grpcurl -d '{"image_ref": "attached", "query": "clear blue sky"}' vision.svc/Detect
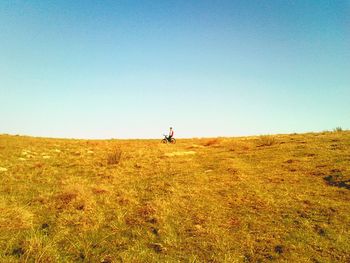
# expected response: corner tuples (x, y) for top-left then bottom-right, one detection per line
(0, 1), (349, 139)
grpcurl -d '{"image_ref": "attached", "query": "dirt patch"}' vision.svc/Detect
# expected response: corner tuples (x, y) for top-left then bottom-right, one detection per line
(55, 192), (78, 204)
(310, 171), (325, 177)
(202, 139), (220, 147)
(306, 153), (316, 157)
(125, 203), (158, 226)
(227, 168), (238, 174)
(91, 187), (108, 195)
(284, 159), (299, 164)
(149, 243), (166, 253)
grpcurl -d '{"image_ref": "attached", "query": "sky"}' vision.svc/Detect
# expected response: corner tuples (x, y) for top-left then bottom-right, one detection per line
(0, 0), (349, 139)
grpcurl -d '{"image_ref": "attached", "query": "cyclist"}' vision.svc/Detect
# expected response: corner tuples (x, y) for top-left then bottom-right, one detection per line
(167, 127), (174, 142)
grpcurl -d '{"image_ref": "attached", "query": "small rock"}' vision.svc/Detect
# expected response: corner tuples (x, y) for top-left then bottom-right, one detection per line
(54, 149), (61, 153)
(43, 156), (51, 159)
(87, 150), (94, 154)
(18, 158), (26, 161)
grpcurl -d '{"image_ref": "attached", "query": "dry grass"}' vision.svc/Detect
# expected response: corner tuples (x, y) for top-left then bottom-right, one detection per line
(202, 138), (220, 147)
(333, 127), (343, 132)
(258, 135), (276, 146)
(107, 148), (122, 165)
(0, 132), (349, 262)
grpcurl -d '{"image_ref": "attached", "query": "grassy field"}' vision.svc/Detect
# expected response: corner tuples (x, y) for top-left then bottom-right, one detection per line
(0, 131), (349, 262)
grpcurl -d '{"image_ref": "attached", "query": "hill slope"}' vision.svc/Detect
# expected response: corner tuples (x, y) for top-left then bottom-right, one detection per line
(0, 132), (349, 262)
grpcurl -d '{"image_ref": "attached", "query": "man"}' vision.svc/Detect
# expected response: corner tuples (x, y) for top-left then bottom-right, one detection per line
(167, 127), (174, 142)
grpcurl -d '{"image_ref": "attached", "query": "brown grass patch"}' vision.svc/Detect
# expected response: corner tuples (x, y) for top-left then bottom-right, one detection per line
(54, 191), (78, 210)
(202, 138), (220, 146)
(125, 203), (158, 226)
(107, 148), (122, 165)
(91, 187), (108, 195)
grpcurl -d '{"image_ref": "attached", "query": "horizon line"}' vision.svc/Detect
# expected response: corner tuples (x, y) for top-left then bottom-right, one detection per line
(1, 129), (346, 141)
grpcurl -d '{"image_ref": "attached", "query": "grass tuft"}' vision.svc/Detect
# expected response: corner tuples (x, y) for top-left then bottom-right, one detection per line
(107, 148), (122, 165)
(258, 135), (276, 146)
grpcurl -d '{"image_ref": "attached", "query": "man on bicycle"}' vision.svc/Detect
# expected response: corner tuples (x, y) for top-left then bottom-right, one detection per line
(167, 127), (174, 142)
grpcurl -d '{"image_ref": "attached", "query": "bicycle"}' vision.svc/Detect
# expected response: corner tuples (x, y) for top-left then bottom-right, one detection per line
(161, 134), (176, 144)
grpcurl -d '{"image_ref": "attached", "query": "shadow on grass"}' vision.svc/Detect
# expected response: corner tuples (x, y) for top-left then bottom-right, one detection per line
(323, 175), (350, 190)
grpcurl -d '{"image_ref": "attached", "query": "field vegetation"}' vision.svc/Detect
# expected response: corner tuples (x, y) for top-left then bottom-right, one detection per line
(0, 131), (349, 262)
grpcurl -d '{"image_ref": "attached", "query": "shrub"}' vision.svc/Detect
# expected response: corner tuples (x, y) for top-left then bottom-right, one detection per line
(107, 148), (122, 165)
(333, 127), (343, 132)
(258, 135), (276, 147)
